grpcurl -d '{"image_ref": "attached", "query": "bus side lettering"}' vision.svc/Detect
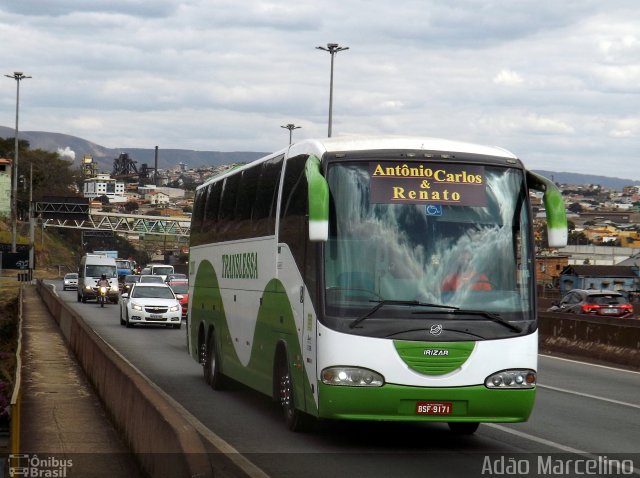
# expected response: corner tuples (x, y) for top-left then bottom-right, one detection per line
(222, 252), (258, 279)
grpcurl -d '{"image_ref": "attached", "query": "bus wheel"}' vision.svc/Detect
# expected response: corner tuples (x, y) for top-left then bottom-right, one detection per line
(448, 422), (479, 435)
(204, 331), (225, 390)
(277, 357), (308, 432)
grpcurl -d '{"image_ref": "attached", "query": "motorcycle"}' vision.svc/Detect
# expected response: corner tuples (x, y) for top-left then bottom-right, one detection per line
(98, 285), (108, 307)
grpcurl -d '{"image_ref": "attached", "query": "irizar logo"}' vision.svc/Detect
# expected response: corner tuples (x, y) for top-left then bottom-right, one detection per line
(423, 349), (449, 356)
(429, 324), (443, 336)
(222, 252), (258, 279)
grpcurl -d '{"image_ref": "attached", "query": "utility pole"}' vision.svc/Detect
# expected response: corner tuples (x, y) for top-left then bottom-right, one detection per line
(4, 71), (32, 253)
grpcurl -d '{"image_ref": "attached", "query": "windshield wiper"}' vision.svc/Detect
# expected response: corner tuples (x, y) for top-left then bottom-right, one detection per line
(413, 308), (522, 333)
(349, 300), (458, 329)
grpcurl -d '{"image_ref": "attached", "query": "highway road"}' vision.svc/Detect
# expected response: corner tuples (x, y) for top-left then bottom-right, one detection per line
(53, 282), (640, 477)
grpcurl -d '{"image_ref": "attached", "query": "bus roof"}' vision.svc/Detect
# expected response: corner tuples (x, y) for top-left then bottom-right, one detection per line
(197, 135), (520, 191)
(288, 135), (519, 160)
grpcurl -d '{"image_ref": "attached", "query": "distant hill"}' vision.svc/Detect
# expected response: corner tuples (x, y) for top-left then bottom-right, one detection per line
(0, 126), (267, 172)
(532, 170), (640, 190)
(2, 127), (638, 189)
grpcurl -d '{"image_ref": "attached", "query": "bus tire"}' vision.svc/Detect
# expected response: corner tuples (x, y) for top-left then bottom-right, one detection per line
(204, 330), (225, 390)
(448, 422), (480, 435)
(277, 354), (309, 432)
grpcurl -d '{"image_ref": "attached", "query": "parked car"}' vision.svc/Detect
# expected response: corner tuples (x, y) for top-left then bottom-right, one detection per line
(167, 280), (189, 318)
(138, 275), (165, 284)
(62, 273), (78, 291)
(547, 289), (634, 318)
(119, 283), (183, 329)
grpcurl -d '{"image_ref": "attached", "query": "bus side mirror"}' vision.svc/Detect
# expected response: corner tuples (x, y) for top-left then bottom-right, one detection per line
(526, 171), (568, 248)
(305, 155), (329, 241)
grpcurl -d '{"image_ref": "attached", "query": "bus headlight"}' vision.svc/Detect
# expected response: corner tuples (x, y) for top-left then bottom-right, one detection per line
(321, 367), (384, 387)
(485, 369), (536, 389)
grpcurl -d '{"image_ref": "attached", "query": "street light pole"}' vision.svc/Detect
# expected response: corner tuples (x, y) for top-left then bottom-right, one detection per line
(29, 162), (34, 280)
(316, 43), (349, 137)
(280, 123), (301, 145)
(4, 71), (32, 253)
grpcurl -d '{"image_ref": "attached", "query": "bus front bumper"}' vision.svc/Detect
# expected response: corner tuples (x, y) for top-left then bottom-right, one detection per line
(317, 383), (535, 422)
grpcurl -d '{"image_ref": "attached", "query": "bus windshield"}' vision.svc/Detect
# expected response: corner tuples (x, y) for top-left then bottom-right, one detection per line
(324, 161), (534, 321)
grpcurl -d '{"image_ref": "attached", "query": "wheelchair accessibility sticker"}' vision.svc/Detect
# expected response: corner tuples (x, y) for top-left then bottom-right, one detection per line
(425, 205), (443, 216)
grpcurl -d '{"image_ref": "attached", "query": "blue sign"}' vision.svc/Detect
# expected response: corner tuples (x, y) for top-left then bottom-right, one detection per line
(425, 204), (443, 216)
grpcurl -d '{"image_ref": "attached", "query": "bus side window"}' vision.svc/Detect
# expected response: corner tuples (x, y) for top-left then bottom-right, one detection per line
(202, 181), (222, 245)
(190, 187), (207, 246)
(218, 174), (240, 242)
(235, 167), (260, 240)
(252, 155), (284, 236)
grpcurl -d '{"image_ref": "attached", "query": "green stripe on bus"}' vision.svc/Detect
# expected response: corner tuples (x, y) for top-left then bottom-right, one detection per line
(190, 260), (319, 415)
(393, 341), (475, 375)
(317, 383), (535, 422)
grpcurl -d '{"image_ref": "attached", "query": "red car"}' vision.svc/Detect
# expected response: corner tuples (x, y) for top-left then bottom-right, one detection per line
(168, 280), (189, 319)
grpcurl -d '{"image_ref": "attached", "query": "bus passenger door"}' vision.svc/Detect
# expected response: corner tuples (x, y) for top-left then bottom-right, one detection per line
(278, 154), (318, 415)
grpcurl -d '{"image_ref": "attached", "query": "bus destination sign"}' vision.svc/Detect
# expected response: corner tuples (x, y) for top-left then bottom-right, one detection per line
(369, 162), (487, 207)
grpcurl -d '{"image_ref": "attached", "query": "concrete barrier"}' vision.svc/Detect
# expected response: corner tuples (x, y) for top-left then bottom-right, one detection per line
(539, 312), (640, 370)
(34, 280), (218, 478)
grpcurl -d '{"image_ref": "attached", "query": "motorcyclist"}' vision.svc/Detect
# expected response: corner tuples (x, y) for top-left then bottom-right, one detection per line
(97, 274), (110, 289)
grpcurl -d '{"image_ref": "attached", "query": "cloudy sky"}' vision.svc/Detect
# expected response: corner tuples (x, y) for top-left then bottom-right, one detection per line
(1, 1), (640, 179)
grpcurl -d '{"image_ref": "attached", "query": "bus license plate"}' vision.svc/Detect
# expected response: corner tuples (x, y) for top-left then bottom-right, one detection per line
(416, 402), (453, 415)
(150, 314), (164, 319)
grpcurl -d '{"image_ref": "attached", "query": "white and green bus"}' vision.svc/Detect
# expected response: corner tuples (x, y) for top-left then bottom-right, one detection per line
(187, 136), (567, 433)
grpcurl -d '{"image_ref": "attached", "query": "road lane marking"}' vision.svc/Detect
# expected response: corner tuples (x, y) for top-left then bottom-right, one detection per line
(538, 383), (640, 410)
(486, 423), (586, 453)
(540, 354), (640, 375)
(487, 424), (640, 476)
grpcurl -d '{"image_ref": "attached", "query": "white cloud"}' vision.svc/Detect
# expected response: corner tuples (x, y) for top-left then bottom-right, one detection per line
(493, 69), (524, 86)
(1, 0), (640, 179)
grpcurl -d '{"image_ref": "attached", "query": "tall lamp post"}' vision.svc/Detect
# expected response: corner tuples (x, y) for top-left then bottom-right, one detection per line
(4, 71), (31, 253)
(316, 43), (348, 137)
(280, 123), (301, 145)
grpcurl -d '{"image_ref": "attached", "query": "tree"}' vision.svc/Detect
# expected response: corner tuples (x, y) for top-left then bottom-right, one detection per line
(568, 203), (583, 213)
(123, 201), (139, 213)
(0, 138), (82, 218)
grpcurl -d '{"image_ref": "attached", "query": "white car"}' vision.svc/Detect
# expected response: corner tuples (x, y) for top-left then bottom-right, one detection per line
(138, 274), (165, 284)
(119, 283), (183, 329)
(62, 273), (78, 290)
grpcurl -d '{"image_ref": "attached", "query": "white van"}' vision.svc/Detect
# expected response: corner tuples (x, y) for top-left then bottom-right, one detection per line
(77, 254), (119, 303)
(146, 263), (174, 282)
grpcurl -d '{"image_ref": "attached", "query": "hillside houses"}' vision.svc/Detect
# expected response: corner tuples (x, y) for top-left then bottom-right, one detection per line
(534, 181), (640, 297)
